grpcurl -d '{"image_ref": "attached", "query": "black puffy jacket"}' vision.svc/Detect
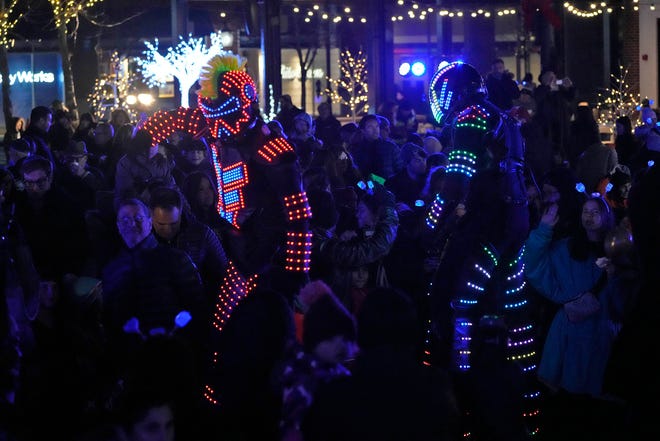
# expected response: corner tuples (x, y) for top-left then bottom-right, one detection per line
(102, 233), (205, 340)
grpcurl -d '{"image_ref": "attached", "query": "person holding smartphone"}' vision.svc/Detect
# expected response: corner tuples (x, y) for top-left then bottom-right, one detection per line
(534, 69), (576, 164)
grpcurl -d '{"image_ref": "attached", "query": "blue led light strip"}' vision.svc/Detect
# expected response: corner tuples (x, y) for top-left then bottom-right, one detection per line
(425, 194), (444, 229)
(446, 149), (477, 177)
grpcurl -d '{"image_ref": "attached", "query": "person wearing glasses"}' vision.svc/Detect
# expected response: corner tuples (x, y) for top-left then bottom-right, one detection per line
(103, 198), (205, 334)
(101, 198), (211, 441)
(56, 140), (106, 210)
(102, 198), (206, 397)
(14, 155), (90, 284)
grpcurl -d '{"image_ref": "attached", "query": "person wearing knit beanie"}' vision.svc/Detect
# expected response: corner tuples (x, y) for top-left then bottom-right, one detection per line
(302, 292), (356, 363)
(276, 289), (355, 440)
(292, 280), (333, 343)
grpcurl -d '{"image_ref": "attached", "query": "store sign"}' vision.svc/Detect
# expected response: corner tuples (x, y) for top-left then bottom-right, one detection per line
(1, 70), (56, 85)
(1, 52), (65, 125)
(281, 65), (325, 80)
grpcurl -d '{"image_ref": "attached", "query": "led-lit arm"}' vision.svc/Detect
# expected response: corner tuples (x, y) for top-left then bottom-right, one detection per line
(448, 104), (493, 177)
(497, 114), (530, 256)
(205, 260), (258, 406)
(282, 191), (313, 273)
(426, 194), (445, 229)
(255, 137), (295, 163)
(423, 105), (490, 232)
(143, 107), (208, 144)
(257, 136), (312, 273)
(211, 261), (257, 335)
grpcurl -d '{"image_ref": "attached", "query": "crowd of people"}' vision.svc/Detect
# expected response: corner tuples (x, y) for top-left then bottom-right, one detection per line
(1, 57), (660, 441)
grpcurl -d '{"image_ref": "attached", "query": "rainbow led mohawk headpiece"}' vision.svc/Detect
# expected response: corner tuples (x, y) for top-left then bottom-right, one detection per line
(198, 53), (248, 99)
(198, 53), (258, 139)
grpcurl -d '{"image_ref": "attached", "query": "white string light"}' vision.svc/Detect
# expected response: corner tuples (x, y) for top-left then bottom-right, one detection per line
(392, 1), (656, 21)
(392, 1), (518, 22)
(290, 4), (367, 24)
(596, 65), (643, 127)
(220, 1), (655, 26)
(563, 1), (603, 17)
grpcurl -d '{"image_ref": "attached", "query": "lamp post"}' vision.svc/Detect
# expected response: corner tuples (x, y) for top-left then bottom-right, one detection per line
(260, 0), (282, 118)
(170, 0), (187, 107)
(367, 0), (393, 111)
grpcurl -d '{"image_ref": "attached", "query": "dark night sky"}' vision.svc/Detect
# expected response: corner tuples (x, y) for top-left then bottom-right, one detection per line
(10, 0), (240, 45)
(9, 1), (520, 46)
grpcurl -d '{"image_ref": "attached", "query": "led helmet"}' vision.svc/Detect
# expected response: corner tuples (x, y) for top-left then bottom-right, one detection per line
(429, 61), (486, 126)
(197, 54), (258, 140)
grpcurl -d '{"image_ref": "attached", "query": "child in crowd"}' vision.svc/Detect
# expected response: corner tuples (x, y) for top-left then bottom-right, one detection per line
(276, 289), (356, 441)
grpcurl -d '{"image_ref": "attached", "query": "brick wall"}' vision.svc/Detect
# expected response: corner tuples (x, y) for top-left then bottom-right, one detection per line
(621, 7), (640, 94)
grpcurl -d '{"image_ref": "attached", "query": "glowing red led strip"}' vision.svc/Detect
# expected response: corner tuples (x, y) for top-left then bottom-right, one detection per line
(283, 191), (312, 221)
(285, 231), (313, 272)
(257, 137), (295, 162)
(212, 261), (258, 333)
(205, 261), (258, 406)
(144, 108), (206, 145)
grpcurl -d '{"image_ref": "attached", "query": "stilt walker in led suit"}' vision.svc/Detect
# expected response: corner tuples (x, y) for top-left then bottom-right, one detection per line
(142, 54), (311, 408)
(425, 61), (540, 439)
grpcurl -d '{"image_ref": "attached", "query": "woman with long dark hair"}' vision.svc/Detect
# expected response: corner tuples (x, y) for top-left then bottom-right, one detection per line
(524, 195), (630, 438)
(181, 171), (224, 233)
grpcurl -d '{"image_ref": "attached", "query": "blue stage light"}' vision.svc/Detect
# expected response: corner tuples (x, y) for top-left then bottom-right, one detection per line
(411, 61), (426, 76)
(399, 62), (411, 76)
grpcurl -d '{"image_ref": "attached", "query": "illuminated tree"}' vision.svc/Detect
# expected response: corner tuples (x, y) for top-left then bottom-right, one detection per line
(262, 83), (277, 122)
(49, 0), (104, 121)
(0, 0), (18, 48)
(137, 32), (224, 108)
(0, 0), (22, 129)
(87, 51), (138, 122)
(596, 65), (641, 127)
(325, 49), (369, 123)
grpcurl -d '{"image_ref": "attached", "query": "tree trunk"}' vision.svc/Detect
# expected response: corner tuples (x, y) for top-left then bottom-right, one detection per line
(295, 46), (318, 113)
(0, 45), (13, 131)
(291, 11), (319, 113)
(351, 77), (356, 123)
(299, 68), (307, 112)
(57, 23), (79, 121)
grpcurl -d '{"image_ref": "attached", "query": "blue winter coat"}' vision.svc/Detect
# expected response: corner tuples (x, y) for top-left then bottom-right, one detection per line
(524, 223), (618, 396)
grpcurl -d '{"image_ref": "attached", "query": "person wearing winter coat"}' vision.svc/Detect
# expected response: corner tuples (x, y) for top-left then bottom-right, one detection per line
(524, 195), (636, 439)
(114, 130), (176, 202)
